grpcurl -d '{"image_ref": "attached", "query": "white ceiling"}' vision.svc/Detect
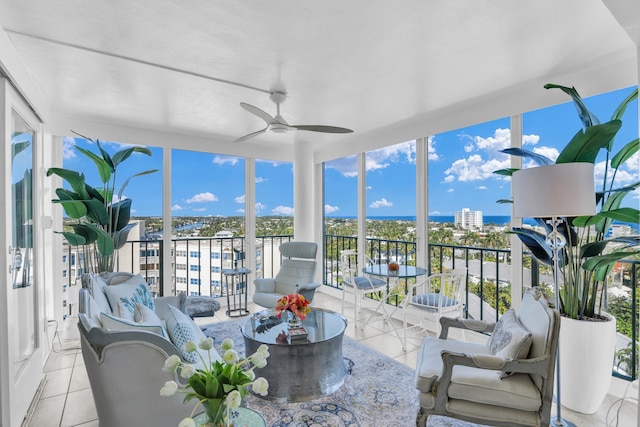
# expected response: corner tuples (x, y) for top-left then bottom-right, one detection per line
(0, 0), (638, 162)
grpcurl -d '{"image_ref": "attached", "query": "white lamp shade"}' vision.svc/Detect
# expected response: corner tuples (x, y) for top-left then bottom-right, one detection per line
(512, 163), (596, 218)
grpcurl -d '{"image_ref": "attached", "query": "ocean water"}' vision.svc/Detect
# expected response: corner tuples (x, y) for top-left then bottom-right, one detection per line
(332, 215), (530, 226)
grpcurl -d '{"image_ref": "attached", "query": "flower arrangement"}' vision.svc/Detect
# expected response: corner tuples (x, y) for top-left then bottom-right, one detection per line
(161, 337), (269, 427)
(275, 293), (311, 321)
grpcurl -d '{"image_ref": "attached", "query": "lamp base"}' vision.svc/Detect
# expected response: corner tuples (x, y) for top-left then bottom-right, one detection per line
(551, 416), (576, 427)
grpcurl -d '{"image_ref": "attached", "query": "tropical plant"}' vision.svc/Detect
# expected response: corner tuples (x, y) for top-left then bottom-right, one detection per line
(495, 84), (640, 320)
(47, 134), (157, 272)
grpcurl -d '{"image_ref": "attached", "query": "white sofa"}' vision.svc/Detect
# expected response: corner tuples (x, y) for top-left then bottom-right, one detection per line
(78, 272), (221, 427)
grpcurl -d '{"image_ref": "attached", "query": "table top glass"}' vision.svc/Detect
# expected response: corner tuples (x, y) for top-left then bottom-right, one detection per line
(221, 267), (252, 275)
(362, 264), (428, 278)
(242, 308), (347, 345)
(194, 406), (265, 427)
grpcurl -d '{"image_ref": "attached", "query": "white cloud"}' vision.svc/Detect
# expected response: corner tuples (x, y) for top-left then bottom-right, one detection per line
(325, 156), (358, 177)
(369, 198), (393, 208)
(325, 204), (340, 214)
(366, 186), (372, 190)
(236, 208), (245, 213)
(427, 136), (439, 161)
(192, 207), (207, 212)
(523, 133), (541, 145)
(464, 144), (474, 153)
(532, 146), (559, 163)
(255, 202), (266, 214)
(235, 194), (245, 203)
(272, 205), (294, 215)
(255, 177), (265, 183)
(325, 140), (421, 177)
(63, 136), (77, 159)
(212, 155), (240, 166)
(474, 128), (512, 153)
(186, 192), (218, 203)
(443, 175), (455, 183)
(448, 188), (454, 193)
(476, 186), (488, 190)
(429, 210), (441, 215)
(445, 155), (510, 182)
(171, 204), (184, 211)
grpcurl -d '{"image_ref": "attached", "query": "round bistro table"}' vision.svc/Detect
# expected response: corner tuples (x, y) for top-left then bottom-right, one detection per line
(242, 308), (348, 403)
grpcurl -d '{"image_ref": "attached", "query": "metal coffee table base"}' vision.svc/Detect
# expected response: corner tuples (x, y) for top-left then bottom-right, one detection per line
(244, 332), (347, 402)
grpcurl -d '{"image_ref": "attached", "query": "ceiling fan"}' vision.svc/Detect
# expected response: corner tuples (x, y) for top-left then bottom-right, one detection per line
(234, 91), (353, 142)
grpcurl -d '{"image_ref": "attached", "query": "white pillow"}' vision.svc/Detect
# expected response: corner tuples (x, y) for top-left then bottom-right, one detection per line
(103, 274), (155, 318)
(100, 312), (167, 338)
(87, 295), (104, 327)
(488, 308), (532, 360)
(89, 275), (111, 314)
(164, 305), (207, 364)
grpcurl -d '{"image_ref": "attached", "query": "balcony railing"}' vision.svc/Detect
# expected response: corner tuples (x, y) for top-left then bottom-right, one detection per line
(64, 234), (639, 381)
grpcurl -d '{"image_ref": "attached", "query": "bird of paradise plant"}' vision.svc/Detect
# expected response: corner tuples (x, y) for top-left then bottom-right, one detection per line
(495, 84), (639, 320)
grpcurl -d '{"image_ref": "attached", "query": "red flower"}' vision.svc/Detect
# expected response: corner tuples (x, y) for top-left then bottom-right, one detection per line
(275, 293), (311, 320)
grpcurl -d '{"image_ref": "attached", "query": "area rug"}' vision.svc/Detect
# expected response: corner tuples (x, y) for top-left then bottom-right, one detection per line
(201, 319), (420, 427)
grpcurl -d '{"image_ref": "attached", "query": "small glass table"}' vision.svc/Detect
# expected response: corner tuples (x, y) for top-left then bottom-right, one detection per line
(242, 308), (348, 402)
(362, 264), (428, 349)
(222, 267), (251, 317)
(193, 406), (266, 427)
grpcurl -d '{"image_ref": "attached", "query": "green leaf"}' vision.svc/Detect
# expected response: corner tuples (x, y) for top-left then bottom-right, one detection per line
(556, 120), (622, 164)
(598, 207), (640, 225)
(56, 200), (88, 219)
(113, 223), (136, 250)
(55, 231), (86, 246)
(70, 224), (100, 245)
(508, 228), (554, 265)
(111, 198), (132, 231)
(544, 83), (600, 128)
(496, 199), (513, 204)
(582, 250), (640, 281)
(55, 188), (80, 201)
(47, 168), (89, 198)
(611, 138), (639, 169)
(493, 168), (519, 177)
(500, 148), (553, 165)
(610, 88), (638, 122)
(84, 198), (110, 226)
(96, 140), (115, 172)
(112, 146), (153, 168)
(117, 169), (159, 199)
(75, 145), (112, 184)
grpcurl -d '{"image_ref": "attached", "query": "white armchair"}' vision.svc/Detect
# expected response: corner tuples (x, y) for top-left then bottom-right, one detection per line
(252, 242), (321, 308)
(414, 288), (560, 427)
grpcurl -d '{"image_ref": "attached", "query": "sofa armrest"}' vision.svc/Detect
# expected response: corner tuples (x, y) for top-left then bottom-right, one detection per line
(439, 317), (496, 339)
(298, 282), (321, 292)
(254, 278), (276, 293)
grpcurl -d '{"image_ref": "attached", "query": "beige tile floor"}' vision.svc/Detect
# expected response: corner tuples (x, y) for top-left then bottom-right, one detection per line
(26, 290), (637, 427)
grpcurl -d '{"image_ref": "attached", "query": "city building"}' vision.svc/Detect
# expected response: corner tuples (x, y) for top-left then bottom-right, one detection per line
(454, 208), (483, 230)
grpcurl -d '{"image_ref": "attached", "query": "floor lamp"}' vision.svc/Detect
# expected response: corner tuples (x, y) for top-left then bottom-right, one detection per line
(512, 162), (595, 427)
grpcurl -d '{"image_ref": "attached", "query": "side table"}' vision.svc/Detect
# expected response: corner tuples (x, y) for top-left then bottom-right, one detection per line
(222, 267), (251, 317)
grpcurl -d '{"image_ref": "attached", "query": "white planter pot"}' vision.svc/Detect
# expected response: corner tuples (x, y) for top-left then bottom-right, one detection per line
(558, 313), (616, 414)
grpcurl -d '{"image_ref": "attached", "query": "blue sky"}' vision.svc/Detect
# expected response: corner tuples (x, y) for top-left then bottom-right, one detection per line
(62, 86), (639, 219)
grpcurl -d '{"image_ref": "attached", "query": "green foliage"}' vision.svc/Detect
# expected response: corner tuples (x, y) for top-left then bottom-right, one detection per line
(48, 134), (157, 272)
(495, 84), (640, 320)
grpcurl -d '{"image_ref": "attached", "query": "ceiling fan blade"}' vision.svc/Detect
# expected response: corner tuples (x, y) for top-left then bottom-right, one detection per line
(292, 125), (354, 134)
(240, 102), (277, 125)
(233, 127), (268, 143)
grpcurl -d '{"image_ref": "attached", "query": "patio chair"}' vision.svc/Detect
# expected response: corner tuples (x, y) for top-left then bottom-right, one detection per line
(414, 287), (560, 427)
(252, 242), (321, 308)
(339, 250), (388, 327)
(402, 268), (467, 347)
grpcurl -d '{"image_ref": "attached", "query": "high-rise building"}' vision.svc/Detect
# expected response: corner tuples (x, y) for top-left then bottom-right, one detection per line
(454, 208), (483, 230)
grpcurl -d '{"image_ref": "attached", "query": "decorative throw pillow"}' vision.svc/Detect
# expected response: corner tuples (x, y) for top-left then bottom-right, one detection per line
(164, 305), (207, 363)
(88, 275), (111, 314)
(488, 308), (532, 360)
(100, 312), (167, 338)
(103, 274), (155, 318)
(87, 294), (104, 327)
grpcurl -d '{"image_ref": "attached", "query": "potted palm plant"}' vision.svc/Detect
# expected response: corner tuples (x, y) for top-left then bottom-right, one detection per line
(47, 134), (157, 273)
(495, 84), (639, 413)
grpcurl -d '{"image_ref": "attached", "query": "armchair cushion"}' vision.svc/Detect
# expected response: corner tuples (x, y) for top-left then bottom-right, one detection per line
(488, 309), (532, 360)
(99, 311), (168, 338)
(254, 278), (276, 293)
(411, 293), (458, 311)
(88, 274), (111, 314)
(103, 274), (155, 317)
(164, 305), (207, 363)
(350, 276), (387, 289)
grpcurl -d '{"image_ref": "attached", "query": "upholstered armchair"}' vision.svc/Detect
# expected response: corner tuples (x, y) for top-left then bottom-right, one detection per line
(253, 242), (321, 308)
(414, 288), (560, 427)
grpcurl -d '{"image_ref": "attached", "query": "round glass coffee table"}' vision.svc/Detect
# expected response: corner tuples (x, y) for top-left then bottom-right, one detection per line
(242, 308), (348, 403)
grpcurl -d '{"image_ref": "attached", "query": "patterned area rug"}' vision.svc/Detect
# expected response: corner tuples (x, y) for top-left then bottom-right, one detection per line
(201, 319), (419, 427)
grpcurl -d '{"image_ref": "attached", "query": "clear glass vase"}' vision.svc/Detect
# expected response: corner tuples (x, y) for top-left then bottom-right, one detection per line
(287, 311), (302, 327)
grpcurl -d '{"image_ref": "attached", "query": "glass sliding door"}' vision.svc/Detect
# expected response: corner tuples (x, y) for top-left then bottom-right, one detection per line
(0, 80), (44, 427)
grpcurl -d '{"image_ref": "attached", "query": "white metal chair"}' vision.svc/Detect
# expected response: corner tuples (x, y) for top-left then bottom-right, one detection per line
(339, 250), (389, 327)
(402, 268), (467, 348)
